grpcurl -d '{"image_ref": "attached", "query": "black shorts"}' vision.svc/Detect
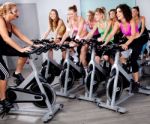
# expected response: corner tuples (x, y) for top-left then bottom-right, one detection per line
(0, 45), (28, 80)
(0, 56), (9, 80)
(0, 45), (28, 57)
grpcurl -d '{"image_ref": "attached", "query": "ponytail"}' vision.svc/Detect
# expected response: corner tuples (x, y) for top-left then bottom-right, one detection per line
(68, 5), (77, 12)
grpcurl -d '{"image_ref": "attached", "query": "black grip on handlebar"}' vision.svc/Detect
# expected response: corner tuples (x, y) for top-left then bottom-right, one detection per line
(25, 46), (42, 55)
(41, 39), (54, 44)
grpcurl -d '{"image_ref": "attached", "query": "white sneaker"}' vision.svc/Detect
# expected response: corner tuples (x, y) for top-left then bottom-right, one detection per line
(72, 52), (79, 63)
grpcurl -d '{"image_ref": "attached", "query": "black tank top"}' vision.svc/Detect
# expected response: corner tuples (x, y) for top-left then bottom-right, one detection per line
(0, 18), (12, 51)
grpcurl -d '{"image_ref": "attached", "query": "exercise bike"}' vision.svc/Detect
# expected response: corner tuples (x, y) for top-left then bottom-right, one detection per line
(97, 44), (150, 113)
(39, 39), (62, 84)
(78, 39), (110, 102)
(0, 42), (63, 123)
(56, 39), (85, 98)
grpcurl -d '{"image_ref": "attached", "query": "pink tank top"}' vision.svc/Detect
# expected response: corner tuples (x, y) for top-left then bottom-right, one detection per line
(72, 16), (87, 35)
(120, 22), (139, 36)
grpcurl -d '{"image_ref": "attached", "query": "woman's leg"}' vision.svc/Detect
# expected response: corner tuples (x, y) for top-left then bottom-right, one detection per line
(48, 49), (53, 60)
(0, 58), (9, 100)
(0, 57), (12, 108)
(80, 45), (88, 67)
(15, 57), (27, 74)
(0, 80), (7, 100)
(95, 55), (101, 64)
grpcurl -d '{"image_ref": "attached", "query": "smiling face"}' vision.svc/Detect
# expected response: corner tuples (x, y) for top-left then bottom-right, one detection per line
(87, 12), (92, 21)
(67, 9), (76, 21)
(109, 11), (116, 20)
(2, 3), (19, 20)
(132, 8), (138, 18)
(50, 10), (57, 20)
(94, 11), (103, 22)
(9, 6), (19, 19)
(116, 8), (124, 21)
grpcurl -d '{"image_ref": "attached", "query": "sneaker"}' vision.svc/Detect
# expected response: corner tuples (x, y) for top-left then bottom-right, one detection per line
(0, 99), (13, 118)
(72, 53), (79, 64)
(13, 72), (24, 84)
(0, 99), (13, 109)
(131, 82), (139, 93)
(139, 84), (150, 90)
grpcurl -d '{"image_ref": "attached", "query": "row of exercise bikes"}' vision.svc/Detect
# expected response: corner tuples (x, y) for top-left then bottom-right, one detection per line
(0, 36), (150, 123)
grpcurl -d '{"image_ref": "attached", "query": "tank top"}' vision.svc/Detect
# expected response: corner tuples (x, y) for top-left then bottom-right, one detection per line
(0, 18), (12, 52)
(120, 22), (139, 36)
(71, 16), (87, 38)
(97, 21), (114, 42)
(86, 21), (99, 36)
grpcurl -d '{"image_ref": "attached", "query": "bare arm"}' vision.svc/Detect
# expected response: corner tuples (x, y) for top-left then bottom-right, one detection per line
(0, 17), (22, 52)
(139, 16), (146, 36)
(43, 22), (51, 39)
(76, 17), (84, 38)
(104, 21), (120, 45)
(99, 20), (112, 41)
(54, 19), (63, 39)
(85, 23), (98, 39)
(12, 24), (33, 45)
(124, 19), (136, 46)
(59, 24), (70, 44)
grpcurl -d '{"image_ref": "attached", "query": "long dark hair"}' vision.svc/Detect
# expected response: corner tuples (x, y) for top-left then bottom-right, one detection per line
(116, 4), (132, 22)
(133, 6), (140, 17)
(49, 9), (60, 32)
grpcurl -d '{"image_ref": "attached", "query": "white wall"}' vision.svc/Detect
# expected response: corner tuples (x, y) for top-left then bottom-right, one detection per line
(136, 0), (150, 29)
(35, 0), (80, 62)
(0, 0), (37, 4)
(0, 0), (81, 63)
(35, 0), (81, 38)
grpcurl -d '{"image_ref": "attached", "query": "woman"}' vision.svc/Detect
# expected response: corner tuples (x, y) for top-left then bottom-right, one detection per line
(43, 9), (66, 60)
(103, 4), (148, 92)
(85, 10), (100, 39)
(0, 2), (36, 108)
(97, 9), (121, 63)
(98, 9), (117, 42)
(60, 5), (88, 70)
(132, 6), (149, 57)
(86, 8), (113, 64)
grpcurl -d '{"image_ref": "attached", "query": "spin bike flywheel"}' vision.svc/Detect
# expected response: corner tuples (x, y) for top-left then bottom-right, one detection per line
(85, 70), (101, 93)
(30, 83), (56, 108)
(107, 75), (123, 101)
(41, 66), (55, 84)
(60, 69), (74, 90)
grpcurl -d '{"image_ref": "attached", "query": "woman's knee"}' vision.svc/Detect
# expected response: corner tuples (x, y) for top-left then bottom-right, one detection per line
(95, 56), (100, 64)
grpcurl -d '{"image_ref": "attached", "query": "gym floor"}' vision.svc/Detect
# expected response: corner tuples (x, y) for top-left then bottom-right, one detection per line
(1, 69), (150, 124)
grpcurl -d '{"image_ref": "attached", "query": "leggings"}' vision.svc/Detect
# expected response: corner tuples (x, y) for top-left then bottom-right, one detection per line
(0, 45), (28, 80)
(129, 34), (148, 73)
(0, 56), (9, 80)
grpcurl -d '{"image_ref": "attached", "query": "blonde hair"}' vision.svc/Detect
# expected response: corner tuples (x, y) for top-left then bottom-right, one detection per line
(0, 2), (16, 16)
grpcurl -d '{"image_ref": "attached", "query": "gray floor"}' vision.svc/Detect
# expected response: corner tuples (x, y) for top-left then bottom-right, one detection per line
(0, 69), (150, 124)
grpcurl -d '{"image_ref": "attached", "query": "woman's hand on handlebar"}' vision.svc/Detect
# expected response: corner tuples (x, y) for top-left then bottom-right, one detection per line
(120, 43), (128, 50)
(69, 41), (78, 47)
(54, 38), (61, 44)
(97, 37), (104, 42)
(20, 46), (32, 53)
(32, 43), (43, 48)
(101, 42), (107, 47)
(57, 41), (63, 45)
